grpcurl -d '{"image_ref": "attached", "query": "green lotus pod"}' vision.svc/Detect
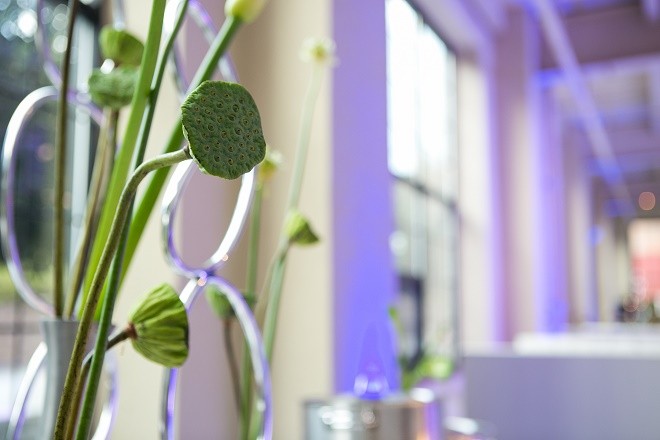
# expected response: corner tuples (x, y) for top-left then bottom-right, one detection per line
(284, 210), (320, 245)
(181, 81), (267, 180)
(205, 285), (256, 319)
(99, 26), (144, 67)
(87, 66), (138, 109)
(225, 0), (267, 23)
(128, 283), (189, 368)
(258, 147), (282, 184)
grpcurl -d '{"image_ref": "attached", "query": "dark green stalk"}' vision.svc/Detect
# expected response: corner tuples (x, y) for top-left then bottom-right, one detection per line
(53, 0), (80, 318)
(224, 320), (241, 410)
(123, 16), (243, 282)
(54, 149), (190, 439)
(75, 209), (132, 440)
(64, 330), (129, 440)
(65, 109), (117, 318)
(80, 0), (167, 312)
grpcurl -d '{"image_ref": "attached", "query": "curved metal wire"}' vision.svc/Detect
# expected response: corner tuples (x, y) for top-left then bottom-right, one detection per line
(160, 278), (272, 440)
(161, 162), (255, 279)
(5, 343), (119, 440)
(0, 87), (102, 316)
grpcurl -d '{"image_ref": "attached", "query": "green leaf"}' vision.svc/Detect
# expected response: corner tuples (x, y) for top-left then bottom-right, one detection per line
(182, 81), (267, 180)
(128, 283), (189, 367)
(99, 26), (144, 67)
(284, 209), (320, 245)
(87, 66), (138, 109)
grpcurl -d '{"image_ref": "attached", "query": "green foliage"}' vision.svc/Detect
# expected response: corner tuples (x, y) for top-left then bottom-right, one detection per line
(99, 26), (144, 67)
(128, 283), (189, 367)
(205, 285), (256, 319)
(284, 209), (320, 245)
(87, 66), (138, 109)
(182, 81), (266, 179)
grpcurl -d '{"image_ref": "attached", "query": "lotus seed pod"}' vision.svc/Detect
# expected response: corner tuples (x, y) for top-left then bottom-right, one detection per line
(225, 0), (266, 23)
(205, 285), (256, 319)
(284, 210), (320, 245)
(99, 26), (144, 67)
(182, 81), (266, 180)
(128, 283), (189, 368)
(87, 66), (138, 109)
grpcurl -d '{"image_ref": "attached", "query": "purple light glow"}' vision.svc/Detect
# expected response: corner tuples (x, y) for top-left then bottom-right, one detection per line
(332, 0), (399, 394)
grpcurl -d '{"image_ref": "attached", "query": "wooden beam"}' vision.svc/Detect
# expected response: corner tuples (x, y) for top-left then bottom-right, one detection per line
(540, 4), (660, 69)
(531, 0), (634, 209)
(643, 0), (660, 22)
(464, 0), (507, 33)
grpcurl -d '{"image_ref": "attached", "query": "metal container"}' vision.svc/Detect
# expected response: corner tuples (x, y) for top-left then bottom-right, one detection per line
(304, 389), (442, 440)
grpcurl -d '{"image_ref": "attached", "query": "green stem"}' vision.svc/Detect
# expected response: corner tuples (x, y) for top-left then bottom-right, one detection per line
(285, 64), (323, 212)
(239, 344), (253, 440)
(65, 109), (117, 318)
(75, 211), (132, 440)
(224, 320), (241, 410)
(64, 329), (129, 440)
(80, 0), (167, 314)
(54, 0), (80, 318)
(249, 60), (327, 440)
(54, 149), (190, 440)
(123, 16), (243, 285)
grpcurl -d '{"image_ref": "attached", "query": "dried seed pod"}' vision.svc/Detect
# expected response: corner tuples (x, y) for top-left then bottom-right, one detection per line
(128, 283), (189, 368)
(87, 66), (138, 109)
(285, 210), (320, 246)
(99, 26), (144, 67)
(181, 81), (266, 180)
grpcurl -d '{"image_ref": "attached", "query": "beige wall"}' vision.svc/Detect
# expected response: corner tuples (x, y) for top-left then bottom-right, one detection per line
(231, 2), (333, 437)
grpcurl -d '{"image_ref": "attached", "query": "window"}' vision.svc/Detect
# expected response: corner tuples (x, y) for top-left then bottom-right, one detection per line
(386, 0), (459, 366)
(0, 0), (99, 433)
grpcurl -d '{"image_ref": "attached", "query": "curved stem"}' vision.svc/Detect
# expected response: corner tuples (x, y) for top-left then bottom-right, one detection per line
(75, 216), (131, 440)
(54, 149), (190, 440)
(64, 329), (129, 440)
(54, 0), (80, 318)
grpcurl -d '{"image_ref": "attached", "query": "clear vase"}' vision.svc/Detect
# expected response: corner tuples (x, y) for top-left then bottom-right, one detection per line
(38, 319), (82, 439)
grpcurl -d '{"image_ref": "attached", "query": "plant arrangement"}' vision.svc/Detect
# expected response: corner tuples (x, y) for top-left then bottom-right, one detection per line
(0, 0), (274, 438)
(4, 0), (337, 437)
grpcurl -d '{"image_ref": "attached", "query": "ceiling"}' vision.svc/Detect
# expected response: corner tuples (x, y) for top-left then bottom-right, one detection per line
(511, 0), (660, 216)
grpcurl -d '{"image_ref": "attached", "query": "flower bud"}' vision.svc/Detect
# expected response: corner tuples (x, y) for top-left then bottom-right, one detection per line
(258, 147), (282, 185)
(299, 37), (337, 66)
(285, 210), (320, 245)
(128, 283), (189, 368)
(87, 66), (138, 109)
(225, 0), (266, 23)
(182, 81), (267, 180)
(99, 26), (144, 67)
